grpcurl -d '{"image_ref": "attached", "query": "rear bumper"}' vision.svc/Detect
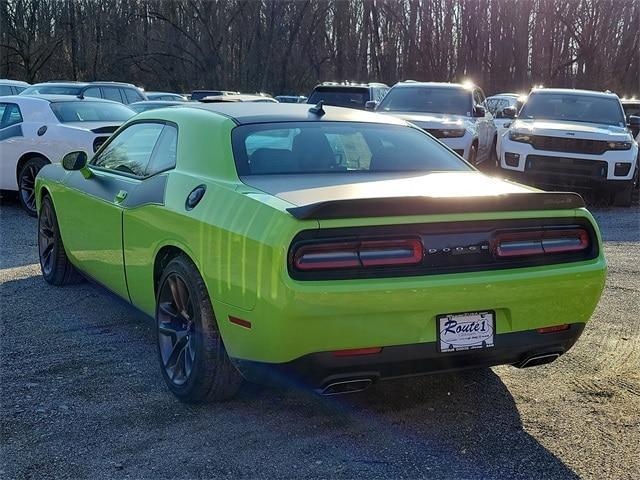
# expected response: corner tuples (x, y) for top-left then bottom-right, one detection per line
(233, 323), (585, 390)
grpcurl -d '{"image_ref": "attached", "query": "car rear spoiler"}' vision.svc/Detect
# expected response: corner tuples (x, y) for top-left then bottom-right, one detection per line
(286, 192), (585, 220)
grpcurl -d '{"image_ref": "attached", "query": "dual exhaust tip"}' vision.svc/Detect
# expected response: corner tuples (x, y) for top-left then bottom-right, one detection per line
(320, 353), (561, 395)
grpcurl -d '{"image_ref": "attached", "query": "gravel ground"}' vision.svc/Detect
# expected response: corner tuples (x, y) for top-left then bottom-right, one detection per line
(1, 195), (638, 479)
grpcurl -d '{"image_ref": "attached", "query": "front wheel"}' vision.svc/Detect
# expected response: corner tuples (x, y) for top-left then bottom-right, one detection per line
(156, 255), (243, 402)
(19, 156), (49, 216)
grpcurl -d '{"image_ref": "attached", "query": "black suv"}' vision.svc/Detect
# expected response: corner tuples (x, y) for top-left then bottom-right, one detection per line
(20, 81), (147, 104)
(307, 82), (389, 110)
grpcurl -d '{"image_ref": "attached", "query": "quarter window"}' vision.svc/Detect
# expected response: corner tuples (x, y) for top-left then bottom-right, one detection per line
(124, 88), (144, 104)
(91, 122), (164, 177)
(84, 87), (102, 99)
(0, 103), (23, 128)
(146, 125), (178, 176)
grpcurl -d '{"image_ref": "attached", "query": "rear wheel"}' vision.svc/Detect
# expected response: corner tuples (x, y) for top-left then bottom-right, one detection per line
(38, 195), (84, 285)
(19, 156), (48, 216)
(156, 255), (243, 402)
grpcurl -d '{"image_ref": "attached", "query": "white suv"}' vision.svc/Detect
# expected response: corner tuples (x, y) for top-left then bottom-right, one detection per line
(370, 82), (497, 165)
(499, 88), (640, 206)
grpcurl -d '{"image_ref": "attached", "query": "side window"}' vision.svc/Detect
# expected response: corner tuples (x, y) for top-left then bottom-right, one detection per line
(91, 122), (164, 177)
(0, 103), (23, 128)
(0, 85), (13, 96)
(102, 87), (123, 103)
(146, 125), (178, 176)
(124, 88), (144, 104)
(84, 87), (102, 99)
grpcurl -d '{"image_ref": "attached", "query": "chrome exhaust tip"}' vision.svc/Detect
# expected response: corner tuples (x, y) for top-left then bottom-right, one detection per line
(321, 378), (373, 395)
(517, 353), (560, 368)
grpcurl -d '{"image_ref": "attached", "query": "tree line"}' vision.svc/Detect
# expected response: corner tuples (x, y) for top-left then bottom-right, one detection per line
(1, 0), (638, 97)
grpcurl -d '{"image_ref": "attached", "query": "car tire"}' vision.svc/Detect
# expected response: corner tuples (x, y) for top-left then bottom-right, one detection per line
(156, 254), (243, 403)
(38, 195), (84, 285)
(468, 143), (478, 165)
(19, 156), (49, 217)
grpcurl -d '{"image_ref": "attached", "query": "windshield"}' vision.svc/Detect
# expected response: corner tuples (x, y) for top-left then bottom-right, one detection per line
(519, 93), (626, 127)
(378, 86), (472, 116)
(308, 87), (369, 109)
(21, 85), (83, 95)
(622, 103), (640, 117)
(232, 122), (472, 175)
(50, 101), (134, 122)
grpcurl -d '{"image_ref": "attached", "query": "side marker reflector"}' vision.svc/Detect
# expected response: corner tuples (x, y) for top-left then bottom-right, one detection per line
(537, 324), (570, 334)
(229, 316), (252, 329)
(333, 347), (382, 357)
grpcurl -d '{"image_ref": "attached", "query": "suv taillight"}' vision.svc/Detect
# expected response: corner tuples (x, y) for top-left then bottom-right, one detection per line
(492, 228), (589, 258)
(293, 238), (423, 271)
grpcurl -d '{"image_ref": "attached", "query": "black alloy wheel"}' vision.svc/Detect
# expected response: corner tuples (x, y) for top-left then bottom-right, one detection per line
(19, 157), (48, 216)
(157, 273), (196, 386)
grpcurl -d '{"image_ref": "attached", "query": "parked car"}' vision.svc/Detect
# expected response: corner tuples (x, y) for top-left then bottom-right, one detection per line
(621, 97), (640, 141)
(35, 102), (605, 402)
(20, 81), (147, 104)
(0, 79), (30, 95)
(199, 94), (278, 103)
(129, 100), (185, 113)
(371, 81), (497, 165)
(498, 88), (640, 206)
(307, 82), (389, 110)
(0, 95), (134, 215)
(486, 93), (527, 136)
(275, 95), (307, 103)
(145, 92), (187, 102)
(190, 90), (239, 101)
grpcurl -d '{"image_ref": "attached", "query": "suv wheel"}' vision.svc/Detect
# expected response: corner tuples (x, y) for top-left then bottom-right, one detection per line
(156, 254), (243, 402)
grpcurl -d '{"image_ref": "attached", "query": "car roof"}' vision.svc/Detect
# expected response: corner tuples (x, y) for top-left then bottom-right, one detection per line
(0, 79), (30, 86)
(393, 81), (471, 90)
(200, 94), (277, 103)
(180, 102), (409, 125)
(488, 93), (520, 98)
(313, 82), (388, 89)
(131, 100), (183, 106)
(530, 88), (619, 98)
(17, 94), (127, 103)
(30, 81), (139, 88)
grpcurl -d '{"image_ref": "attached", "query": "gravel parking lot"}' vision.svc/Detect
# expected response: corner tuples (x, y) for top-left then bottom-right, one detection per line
(1, 195), (638, 479)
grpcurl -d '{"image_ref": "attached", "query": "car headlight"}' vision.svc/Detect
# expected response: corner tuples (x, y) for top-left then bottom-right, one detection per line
(439, 129), (466, 138)
(607, 141), (632, 150)
(508, 131), (532, 143)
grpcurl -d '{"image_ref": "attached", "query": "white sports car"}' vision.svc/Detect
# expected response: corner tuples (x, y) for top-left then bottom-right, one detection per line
(0, 95), (134, 215)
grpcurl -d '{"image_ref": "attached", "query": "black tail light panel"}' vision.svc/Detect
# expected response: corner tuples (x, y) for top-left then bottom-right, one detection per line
(288, 218), (599, 281)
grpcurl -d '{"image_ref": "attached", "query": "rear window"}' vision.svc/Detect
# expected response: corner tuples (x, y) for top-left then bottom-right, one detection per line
(21, 85), (83, 95)
(232, 122), (472, 175)
(50, 101), (134, 122)
(308, 87), (370, 109)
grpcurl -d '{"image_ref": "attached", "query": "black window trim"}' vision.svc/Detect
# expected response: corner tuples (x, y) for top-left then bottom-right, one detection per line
(89, 119), (179, 180)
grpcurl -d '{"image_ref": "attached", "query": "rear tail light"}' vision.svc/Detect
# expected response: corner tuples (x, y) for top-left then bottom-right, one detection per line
(293, 238), (423, 271)
(492, 228), (589, 258)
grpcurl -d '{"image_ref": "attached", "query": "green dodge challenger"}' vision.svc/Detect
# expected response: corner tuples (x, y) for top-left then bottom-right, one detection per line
(35, 103), (606, 402)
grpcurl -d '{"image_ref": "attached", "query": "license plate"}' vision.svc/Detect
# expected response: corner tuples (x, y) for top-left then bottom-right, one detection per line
(438, 311), (495, 353)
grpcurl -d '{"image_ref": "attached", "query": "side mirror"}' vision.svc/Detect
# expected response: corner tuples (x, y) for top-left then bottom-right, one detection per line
(365, 100), (378, 111)
(473, 105), (486, 117)
(502, 106), (517, 119)
(628, 115), (640, 129)
(62, 151), (92, 178)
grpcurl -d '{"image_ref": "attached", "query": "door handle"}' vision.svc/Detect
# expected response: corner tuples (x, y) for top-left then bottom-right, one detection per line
(115, 190), (128, 203)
